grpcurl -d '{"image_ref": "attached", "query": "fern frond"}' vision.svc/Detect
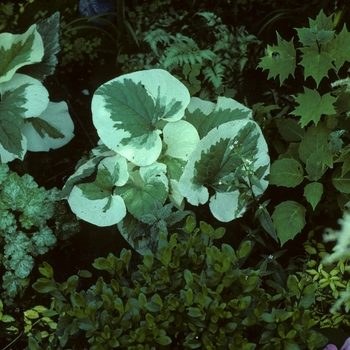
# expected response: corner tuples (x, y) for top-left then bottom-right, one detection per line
(163, 37), (216, 68)
(203, 62), (225, 89)
(196, 12), (221, 27)
(143, 29), (173, 56)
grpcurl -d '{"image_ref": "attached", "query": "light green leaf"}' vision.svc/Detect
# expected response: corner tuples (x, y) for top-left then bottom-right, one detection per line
(116, 162), (168, 220)
(298, 47), (334, 87)
(270, 158), (304, 188)
(290, 87), (337, 127)
(330, 24), (350, 71)
(22, 101), (74, 151)
(163, 120), (200, 160)
(308, 9), (334, 31)
(257, 32), (296, 86)
(272, 201), (306, 246)
(0, 24), (44, 83)
(92, 69), (190, 166)
(185, 96), (251, 139)
(305, 147), (332, 181)
(179, 120), (269, 222)
(304, 182), (323, 210)
(298, 123), (332, 164)
(332, 167), (350, 194)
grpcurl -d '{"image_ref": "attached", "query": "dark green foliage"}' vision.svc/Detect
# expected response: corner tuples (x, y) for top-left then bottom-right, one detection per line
(29, 217), (327, 349)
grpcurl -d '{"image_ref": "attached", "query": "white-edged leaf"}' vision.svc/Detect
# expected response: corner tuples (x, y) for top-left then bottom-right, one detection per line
(19, 12), (60, 81)
(178, 120), (269, 222)
(67, 154), (129, 226)
(92, 69), (190, 166)
(0, 24), (44, 83)
(68, 187), (126, 227)
(0, 73), (49, 118)
(185, 96), (252, 138)
(22, 101), (74, 151)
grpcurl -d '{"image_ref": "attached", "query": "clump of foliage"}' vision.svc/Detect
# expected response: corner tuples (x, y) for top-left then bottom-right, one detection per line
(0, 163), (59, 299)
(60, 68), (270, 253)
(120, 7), (260, 100)
(9, 216), (327, 349)
(257, 9), (350, 245)
(0, 11), (74, 163)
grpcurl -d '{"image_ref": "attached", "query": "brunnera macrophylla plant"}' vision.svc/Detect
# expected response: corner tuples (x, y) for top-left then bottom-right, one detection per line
(62, 69), (270, 253)
(257, 9), (350, 245)
(0, 12), (74, 163)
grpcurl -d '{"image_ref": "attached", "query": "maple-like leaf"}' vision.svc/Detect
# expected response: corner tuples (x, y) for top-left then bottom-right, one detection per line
(290, 87), (337, 127)
(298, 46), (334, 87)
(257, 32), (296, 86)
(308, 9), (334, 31)
(330, 24), (350, 72)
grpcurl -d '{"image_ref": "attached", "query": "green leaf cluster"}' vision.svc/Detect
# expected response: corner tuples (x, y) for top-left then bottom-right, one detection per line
(62, 69), (270, 252)
(257, 9), (350, 245)
(124, 11), (260, 100)
(27, 217), (327, 349)
(0, 163), (60, 299)
(0, 12), (74, 162)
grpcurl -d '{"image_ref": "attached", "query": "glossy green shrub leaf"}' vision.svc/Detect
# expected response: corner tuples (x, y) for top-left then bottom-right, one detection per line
(270, 158), (304, 188)
(32, 278), (58, 293)
(272, 201), (306, 246)
(39, 261), (54, 279)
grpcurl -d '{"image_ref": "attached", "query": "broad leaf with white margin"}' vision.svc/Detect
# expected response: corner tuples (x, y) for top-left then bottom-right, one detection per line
(178, 120), (270, 222)
(67, 154), (129, 227)
(185, 96), (252, 138)
(91, 69), (190, 166)
(22, 101), (74, 151)
(0, 73), (48, 161)
(161, 120), (200, 207)
(0, 24), (44, 83)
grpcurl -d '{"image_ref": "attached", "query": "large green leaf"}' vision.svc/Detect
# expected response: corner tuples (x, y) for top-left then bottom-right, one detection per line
(270, 158), (304, 188)
(298, 47), (334, 88)
(272, 201), (306, 246)
(185, 96), (251, 139)
(178, 120), (269, 222)
(257, 33), (296, 86)
(0, 24), (44, 83)
(115, 162), (168, 220)
(91, 69), (190, 166)
(290, 87), (337, 127)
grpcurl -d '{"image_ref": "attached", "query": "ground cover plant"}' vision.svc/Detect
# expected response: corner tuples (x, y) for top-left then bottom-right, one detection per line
(1, 1), (350, 349)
